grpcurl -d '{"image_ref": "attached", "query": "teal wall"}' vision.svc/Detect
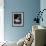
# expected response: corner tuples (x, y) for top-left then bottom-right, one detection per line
(40, 0), (46, 27)
(4, 0), (40, 42)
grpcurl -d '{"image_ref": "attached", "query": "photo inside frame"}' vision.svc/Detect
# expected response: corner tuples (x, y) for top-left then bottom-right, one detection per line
(12, 12), (24, 27)
(14, 14), (21, 24)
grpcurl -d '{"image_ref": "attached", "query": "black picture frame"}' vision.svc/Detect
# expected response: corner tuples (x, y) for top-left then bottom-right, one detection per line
(12, 12), (24, 27)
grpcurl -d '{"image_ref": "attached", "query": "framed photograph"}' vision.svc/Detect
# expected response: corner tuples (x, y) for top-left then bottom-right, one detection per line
(12, 12), (24, 27)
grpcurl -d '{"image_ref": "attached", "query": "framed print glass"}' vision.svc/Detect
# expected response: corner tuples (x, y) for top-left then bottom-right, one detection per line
(12, 12), (24, 27)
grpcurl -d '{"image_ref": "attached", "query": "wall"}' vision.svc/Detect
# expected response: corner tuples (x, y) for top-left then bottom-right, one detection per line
(40, 0), (46, 27)
(4, 0), (40, 42)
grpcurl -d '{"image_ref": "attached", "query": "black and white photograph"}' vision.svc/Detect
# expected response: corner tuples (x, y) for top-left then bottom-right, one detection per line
(12, 12), (24, 27)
